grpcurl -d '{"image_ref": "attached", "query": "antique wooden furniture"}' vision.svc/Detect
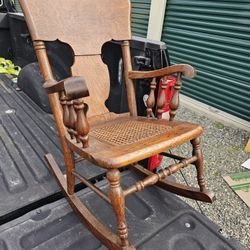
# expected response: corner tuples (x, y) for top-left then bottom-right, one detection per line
(19, 0), (215, 249)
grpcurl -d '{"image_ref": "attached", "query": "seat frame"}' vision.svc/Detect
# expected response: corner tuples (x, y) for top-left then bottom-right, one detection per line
(19, 1), (215, 248)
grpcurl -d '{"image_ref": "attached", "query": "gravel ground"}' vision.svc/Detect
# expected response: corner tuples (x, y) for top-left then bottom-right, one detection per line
(162, 105), (250, 249)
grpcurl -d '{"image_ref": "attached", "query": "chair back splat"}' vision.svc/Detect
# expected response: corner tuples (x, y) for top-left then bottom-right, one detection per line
(20, 0), (133, 117)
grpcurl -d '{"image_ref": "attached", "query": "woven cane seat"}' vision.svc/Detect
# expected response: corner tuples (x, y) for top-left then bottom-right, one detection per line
(90, 119), (171, 146)
(67, 116), (203, 169)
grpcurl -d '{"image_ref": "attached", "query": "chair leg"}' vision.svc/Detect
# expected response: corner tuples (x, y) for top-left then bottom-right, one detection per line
(64, 148), (75, 195)
(191, 137), (206, 192)
(107, 169), (130, 248)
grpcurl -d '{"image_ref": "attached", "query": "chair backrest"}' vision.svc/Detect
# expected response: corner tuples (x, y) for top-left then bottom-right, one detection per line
(19, 0), (132, 117)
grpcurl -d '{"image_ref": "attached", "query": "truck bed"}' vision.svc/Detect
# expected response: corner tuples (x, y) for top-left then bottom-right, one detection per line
(0, 75), (104, 223)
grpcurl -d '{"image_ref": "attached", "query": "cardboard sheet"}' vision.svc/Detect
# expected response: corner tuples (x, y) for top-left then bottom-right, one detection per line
(223, 172), (250, 208)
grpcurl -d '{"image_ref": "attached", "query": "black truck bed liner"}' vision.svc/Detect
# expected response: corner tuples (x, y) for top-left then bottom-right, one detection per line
(0, 171), (242, 250)
(0, 75), (104, 222)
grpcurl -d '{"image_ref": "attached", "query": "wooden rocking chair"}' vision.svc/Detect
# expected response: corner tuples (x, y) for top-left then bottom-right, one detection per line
(20, 0), (215, 249)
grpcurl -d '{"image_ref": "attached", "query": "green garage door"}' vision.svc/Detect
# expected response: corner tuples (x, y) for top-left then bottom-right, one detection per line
(131, 0), (151, 37)
(162, 0), (250, 121)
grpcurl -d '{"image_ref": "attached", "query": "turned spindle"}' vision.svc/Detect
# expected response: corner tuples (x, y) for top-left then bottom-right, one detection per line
(60, 91), (71, 133)
(74, 98), (89, 148)
(146, 78), (156, 118)
(169, 73), (182, 121)
(107, 169), (129, 247)
(191, 138), (206, 192)
(157, 76), (167, 119)
(67, 100), (77, 139)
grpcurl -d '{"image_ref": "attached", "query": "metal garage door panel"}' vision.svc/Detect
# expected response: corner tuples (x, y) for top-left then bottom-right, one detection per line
(131, 0), (151, 37)
(162, 0), (250, 121)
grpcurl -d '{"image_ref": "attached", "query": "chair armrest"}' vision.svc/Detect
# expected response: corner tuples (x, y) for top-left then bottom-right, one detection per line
(129, 64), (196, 120)
(44, 76), (90, 148)
(128, 64), (196, 80)
(43, 76), (89, 99)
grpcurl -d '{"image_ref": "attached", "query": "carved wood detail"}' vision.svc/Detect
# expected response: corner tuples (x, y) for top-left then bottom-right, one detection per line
(157, 76), (167, 119)
(191, 137), (206, 192)
(20, 0), (131, 55)
(124, 156), (197, 197)
(74, 99), (89, 148)
(60, 91), (89, 148)
(107, 169), (129, 247)
(146, 78), (156, 118)
(60, 92), (70, 128)
(169, 73), (182, 121)
(68, 100), (77, 139)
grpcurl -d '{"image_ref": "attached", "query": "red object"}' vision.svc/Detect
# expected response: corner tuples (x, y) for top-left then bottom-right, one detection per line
(157, 75), (176, 118)
(147, 76), (176, 171)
